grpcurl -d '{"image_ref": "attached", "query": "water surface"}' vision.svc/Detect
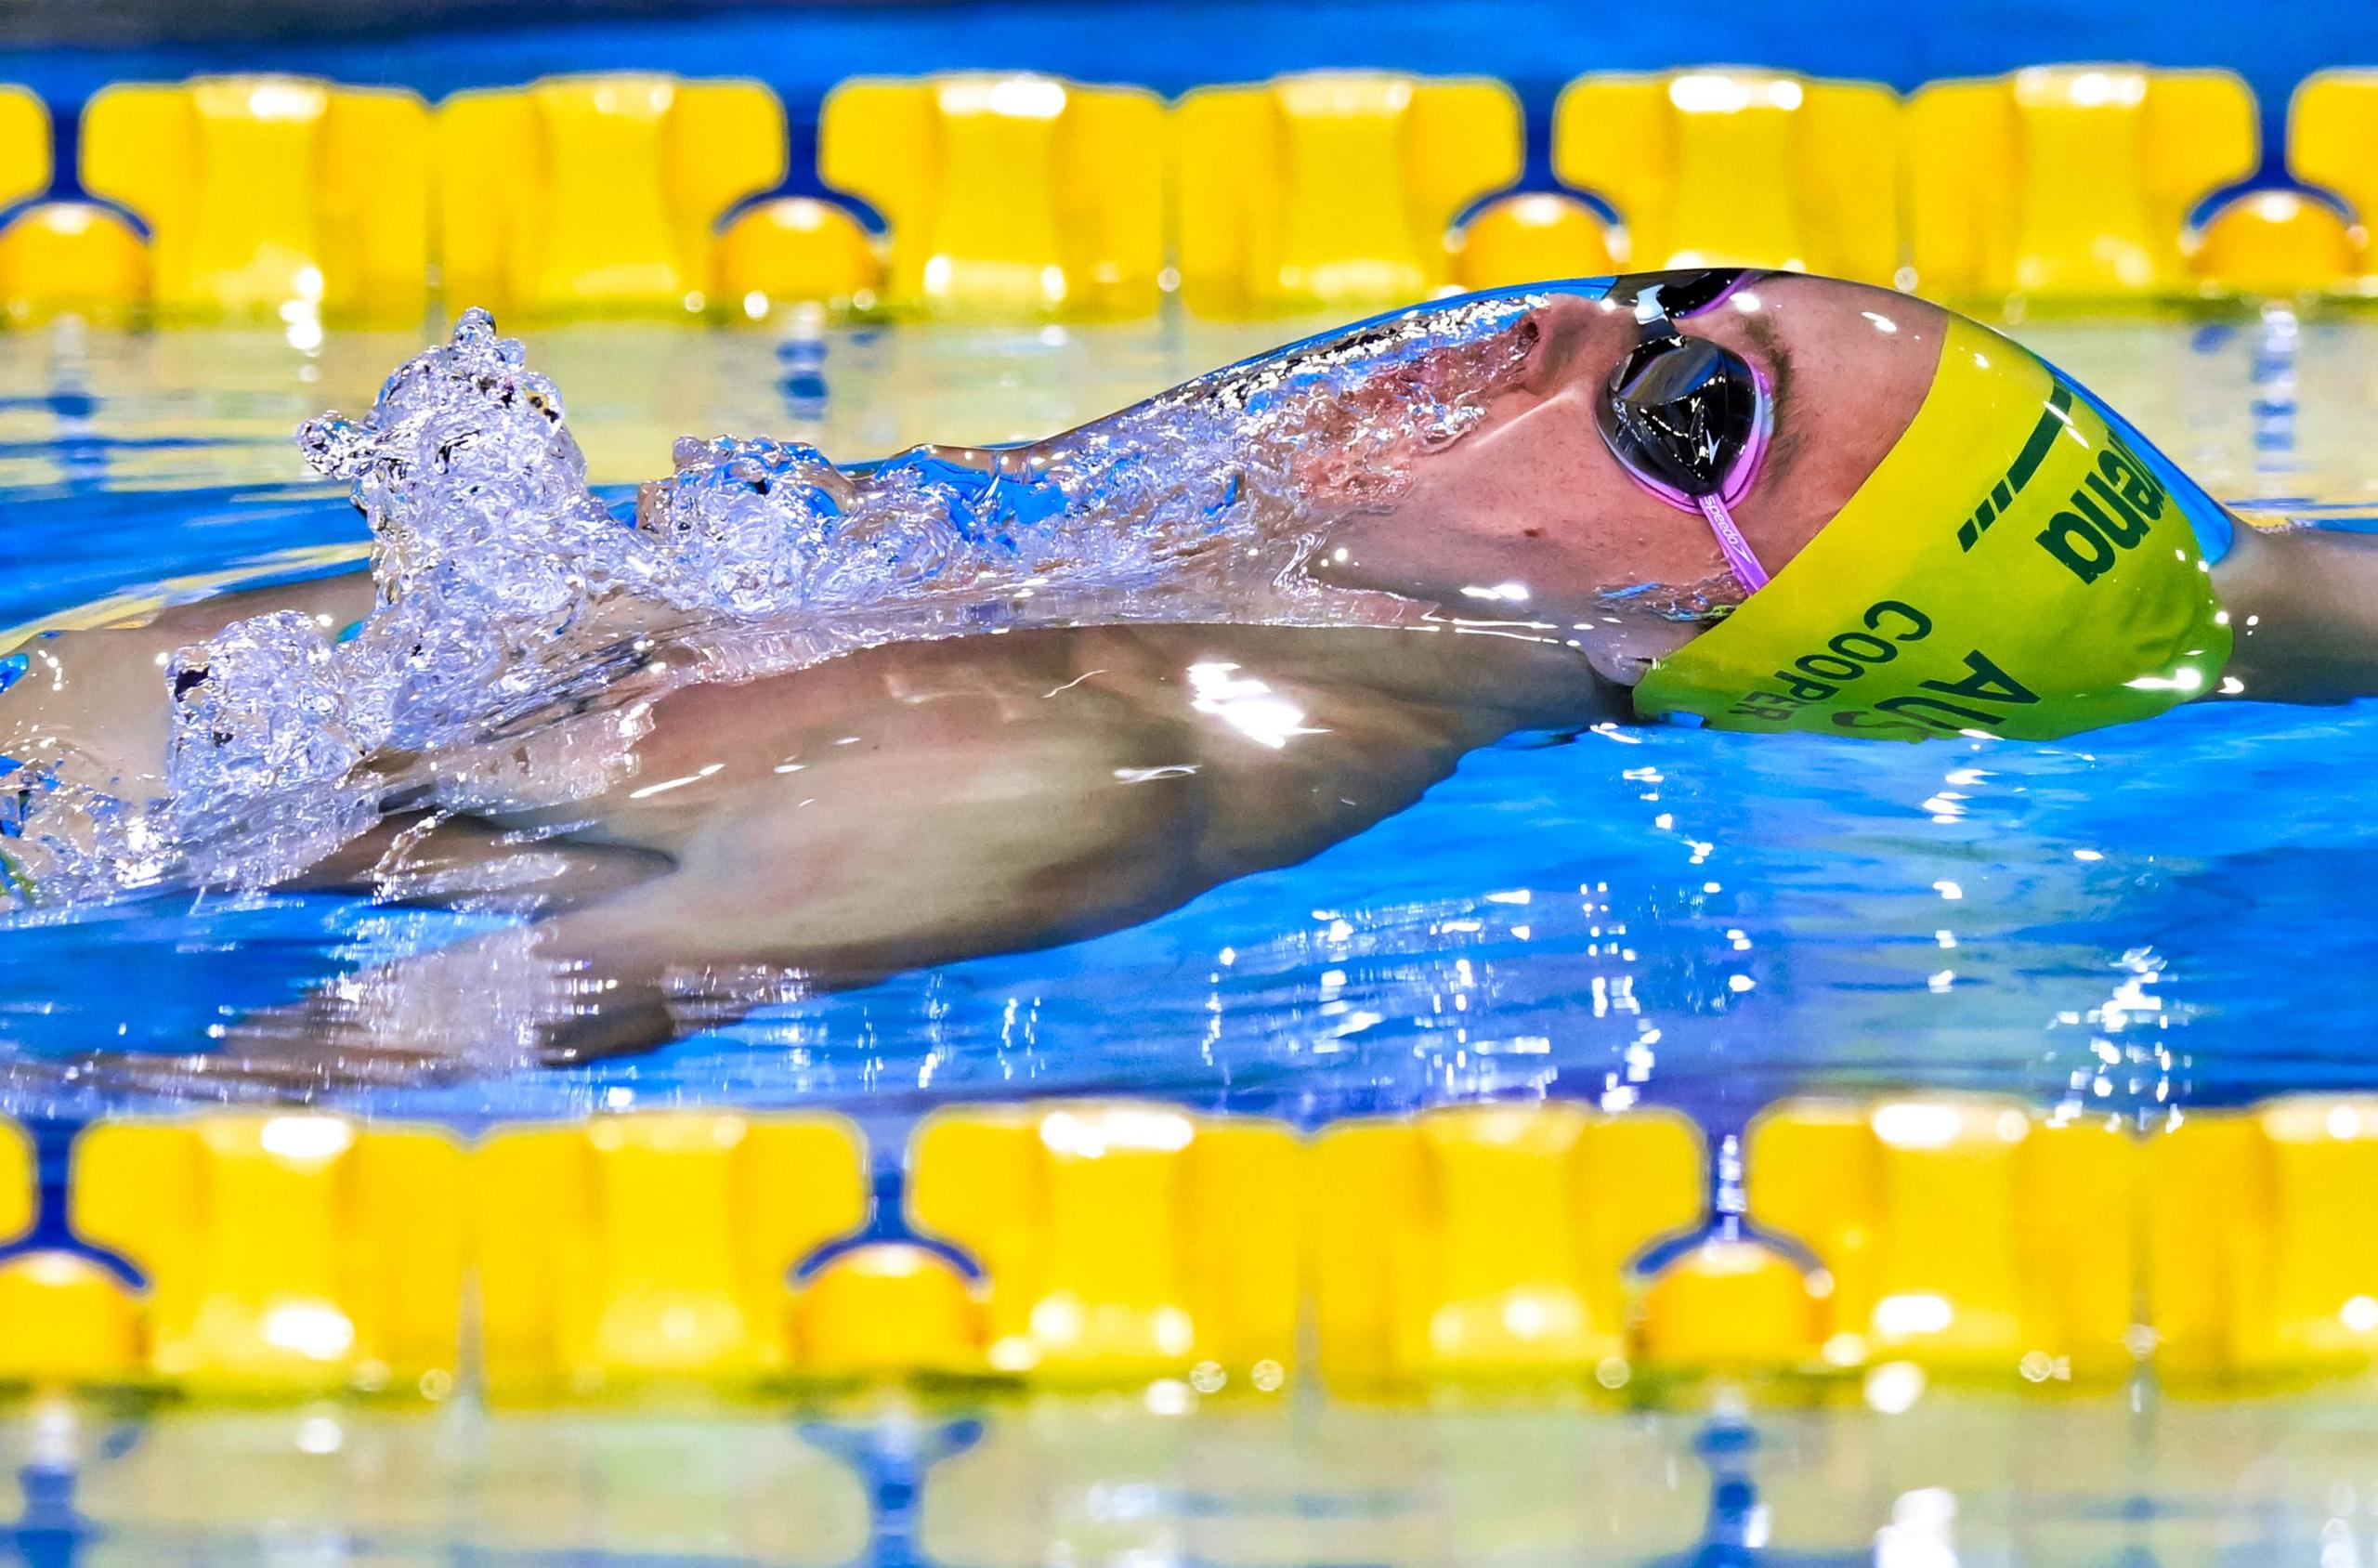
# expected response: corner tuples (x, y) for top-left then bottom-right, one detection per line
(0, 305), (2371, 1134)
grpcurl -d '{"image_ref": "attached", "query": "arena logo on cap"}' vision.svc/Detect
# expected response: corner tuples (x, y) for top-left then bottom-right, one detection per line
(2032, 437), (2171, 585)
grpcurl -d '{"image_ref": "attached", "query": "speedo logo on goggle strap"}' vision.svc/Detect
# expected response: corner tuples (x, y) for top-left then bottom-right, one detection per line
(1954, 382), (2073, 552)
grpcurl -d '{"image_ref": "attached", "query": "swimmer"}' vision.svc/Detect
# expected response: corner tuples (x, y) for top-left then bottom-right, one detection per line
(7, 268), (2378, 1089)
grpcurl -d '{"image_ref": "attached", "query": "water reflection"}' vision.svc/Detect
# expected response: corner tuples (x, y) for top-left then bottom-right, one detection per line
(6, 1385), (2378, 1563)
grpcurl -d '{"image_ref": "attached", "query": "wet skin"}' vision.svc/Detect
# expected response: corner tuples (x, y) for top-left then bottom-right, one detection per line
(8, 272), (2378, 1087)
(50, 616), (1618, 1086)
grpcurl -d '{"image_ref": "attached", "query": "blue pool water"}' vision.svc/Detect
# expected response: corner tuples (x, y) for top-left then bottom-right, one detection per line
(1, 308), (2374, 1138)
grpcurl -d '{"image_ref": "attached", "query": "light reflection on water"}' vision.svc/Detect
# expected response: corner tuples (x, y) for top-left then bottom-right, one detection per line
(0, 307), (2375, 1130)
(3, 1387), (2377, 1564)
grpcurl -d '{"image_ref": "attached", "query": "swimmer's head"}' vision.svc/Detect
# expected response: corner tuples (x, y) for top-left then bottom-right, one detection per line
(1313, 269), (1950, 668)
(1312, 269), (2232, 738)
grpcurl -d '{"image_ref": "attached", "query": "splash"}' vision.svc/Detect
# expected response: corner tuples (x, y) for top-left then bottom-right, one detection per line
(2, 296), (1548, 905)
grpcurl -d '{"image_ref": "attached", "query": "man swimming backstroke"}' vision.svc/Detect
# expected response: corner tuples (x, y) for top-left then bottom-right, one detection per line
(5, 269), (2377, 1088)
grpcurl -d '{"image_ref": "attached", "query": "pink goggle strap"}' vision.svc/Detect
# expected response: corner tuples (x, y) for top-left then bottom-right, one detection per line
(1622, 359), (1773, 595)
(1697, 491), (1770, 593)
(1601, 319), (1778, 596)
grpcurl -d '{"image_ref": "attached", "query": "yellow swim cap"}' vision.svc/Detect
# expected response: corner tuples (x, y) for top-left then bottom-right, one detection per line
(1632, 316), (2232, 741)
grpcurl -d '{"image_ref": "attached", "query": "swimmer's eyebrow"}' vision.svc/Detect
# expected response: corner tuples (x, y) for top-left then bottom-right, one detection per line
(1740, 314), (1804, 492)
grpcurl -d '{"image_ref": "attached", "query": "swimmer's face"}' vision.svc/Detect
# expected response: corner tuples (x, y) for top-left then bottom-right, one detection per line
(1314, 271), (1950, 678)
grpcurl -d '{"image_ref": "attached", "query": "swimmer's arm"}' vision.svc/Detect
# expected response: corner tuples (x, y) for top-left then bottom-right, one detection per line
(1, 572), (380, 788)
(602, 634), (1531, 1008)
(2211, 521), (2378, 705)
(190, 637), (1512, 1083)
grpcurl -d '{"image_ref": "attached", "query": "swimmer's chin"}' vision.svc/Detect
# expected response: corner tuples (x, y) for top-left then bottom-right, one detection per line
(1578, 618), (1702, 688)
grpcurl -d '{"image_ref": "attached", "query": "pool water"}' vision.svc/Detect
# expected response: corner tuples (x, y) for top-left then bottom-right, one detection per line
(1, 304), (2374, 1135)
(8, 1382), (2378, 1563)
(5, 303), (2378, 1562)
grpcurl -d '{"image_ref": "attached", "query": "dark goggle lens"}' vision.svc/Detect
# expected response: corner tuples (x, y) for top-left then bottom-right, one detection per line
(1597, 334), (1759, 499)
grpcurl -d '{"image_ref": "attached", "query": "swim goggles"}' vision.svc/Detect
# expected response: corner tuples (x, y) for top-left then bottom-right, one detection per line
(1595, 269), (1774, 593)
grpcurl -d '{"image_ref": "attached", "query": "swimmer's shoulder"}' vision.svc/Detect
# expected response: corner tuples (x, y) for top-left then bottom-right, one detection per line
(654, 620), (1615, 756)
(1051, 621), (1619, 738)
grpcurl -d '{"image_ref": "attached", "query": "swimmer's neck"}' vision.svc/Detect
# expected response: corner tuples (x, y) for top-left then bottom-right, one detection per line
(2211, 516), (2378, 705)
